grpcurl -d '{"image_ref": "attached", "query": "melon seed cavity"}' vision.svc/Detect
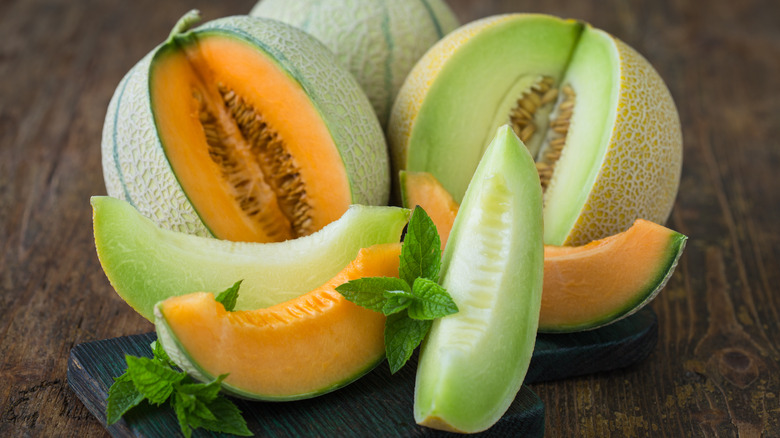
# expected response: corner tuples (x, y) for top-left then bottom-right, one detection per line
(508, 76), (576, 191)
(195, 84), (314, 240)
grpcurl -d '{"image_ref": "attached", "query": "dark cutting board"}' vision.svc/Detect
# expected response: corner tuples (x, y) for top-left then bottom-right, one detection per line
(67, 307), (657, 437)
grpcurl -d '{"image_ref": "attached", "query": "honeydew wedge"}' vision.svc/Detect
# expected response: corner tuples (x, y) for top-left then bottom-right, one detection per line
(103, 10), (388, 243)
(91, 196), (409, 321)
(155, 244), (401, 401)
(389, 14), (682, 246)
(414, 126), (544, 433)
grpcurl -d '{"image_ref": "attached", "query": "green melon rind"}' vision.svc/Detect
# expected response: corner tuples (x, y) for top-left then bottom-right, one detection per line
(414, 125), (544, 433)
(539, 231), (688, 333)
(153, 303), (385, 401)
(102, 13), (389, 237)
(92, 196), (409, 321)
(249, 0), (459, 127)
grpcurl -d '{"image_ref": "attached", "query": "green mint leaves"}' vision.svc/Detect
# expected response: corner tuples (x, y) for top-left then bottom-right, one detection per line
(215, 279), (242, 311)
(106, 281), (252, 437)
(336, 207), (458, 374)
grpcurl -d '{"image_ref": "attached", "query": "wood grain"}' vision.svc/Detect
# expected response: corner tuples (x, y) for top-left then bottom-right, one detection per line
(1, 0), (778, 437)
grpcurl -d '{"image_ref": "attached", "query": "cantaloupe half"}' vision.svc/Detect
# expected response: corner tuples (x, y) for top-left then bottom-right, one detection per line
(250, 0), (459, 128)
(102, 11), (388, 243)
(92, 196), (409, 321)
(389, 14), (682, 246)
(401, 171), (687, 332)
(155, 243), (401, 401)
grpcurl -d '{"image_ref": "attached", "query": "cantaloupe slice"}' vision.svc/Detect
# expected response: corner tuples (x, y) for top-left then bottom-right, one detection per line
(540, 220), (687, 332)
(155, 243), (401, 401)
(401, 170), (686, 332)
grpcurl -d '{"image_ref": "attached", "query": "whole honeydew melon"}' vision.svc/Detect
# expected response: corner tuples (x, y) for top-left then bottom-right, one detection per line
(249, 0), (459, 128)
(102, 10), (389, 243)
(390, 14), (682, 246)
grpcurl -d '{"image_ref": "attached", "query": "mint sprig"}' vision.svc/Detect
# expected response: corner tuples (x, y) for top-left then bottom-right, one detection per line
(336, 207), (458, 373)
(106, 284), (252, 437)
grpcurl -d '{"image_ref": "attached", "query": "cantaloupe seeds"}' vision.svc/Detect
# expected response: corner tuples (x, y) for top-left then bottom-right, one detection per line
(195, 83), (314, 240)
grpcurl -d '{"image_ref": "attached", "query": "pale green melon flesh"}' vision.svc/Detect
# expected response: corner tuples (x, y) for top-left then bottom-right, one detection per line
(92, 196), (409, 321)
(404, 15), (583, 203)
(542, 27), (619, 245)
(414, 126), (544, 433)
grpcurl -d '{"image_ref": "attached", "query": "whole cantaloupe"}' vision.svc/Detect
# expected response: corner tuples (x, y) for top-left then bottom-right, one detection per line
(102, 11), (389, 243)
(250, 0), (459, 128)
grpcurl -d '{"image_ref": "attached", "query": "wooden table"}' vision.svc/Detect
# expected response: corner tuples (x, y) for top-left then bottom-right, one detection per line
(2, 0), (778, 436)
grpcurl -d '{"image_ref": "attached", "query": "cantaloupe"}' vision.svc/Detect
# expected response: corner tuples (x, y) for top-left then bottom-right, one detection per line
(92, 196), (409, 321)
(389, 14), (682, 246)
(401, 170), (686, 332)
(155, 243), (401, 401)
(102, 10), (389, 243)
(249, 0), (459, 128)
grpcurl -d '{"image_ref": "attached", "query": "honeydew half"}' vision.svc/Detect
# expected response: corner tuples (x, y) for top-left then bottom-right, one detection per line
(92, 196), (409, 321)
(103, 11), (389, 243)
(414, 126), (544, 433)
(389, 14), (682, 246)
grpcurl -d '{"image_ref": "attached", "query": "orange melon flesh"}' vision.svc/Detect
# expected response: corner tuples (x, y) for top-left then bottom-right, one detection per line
(402, 171), (686, 332)
(539, 219), (685, 331)
(399, 171), (458, 249)
(150, 34), (351, 242)
(156, 243), (400, 400)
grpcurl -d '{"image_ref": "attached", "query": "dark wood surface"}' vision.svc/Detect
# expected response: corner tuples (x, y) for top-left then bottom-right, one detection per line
(1, 0), (778, 437)
(65, 309), (656, 437)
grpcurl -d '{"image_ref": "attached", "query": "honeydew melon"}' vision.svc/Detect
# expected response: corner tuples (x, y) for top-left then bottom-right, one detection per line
(401, 170), (687, 333)
(414, 126), (544, 433)
(155, 244), (401, 401)
(91, 196), (409, 321)
(389, 13), (682, 246)
(102, 10), (388, 243)
(249, 0), (459, 128)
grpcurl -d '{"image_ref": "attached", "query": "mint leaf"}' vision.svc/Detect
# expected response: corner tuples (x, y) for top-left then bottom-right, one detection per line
(197, 397), (253, 436)
(106, 373), (144, 425)
(177, 374), (228, 403)
(384, 313), (432, 374)
(408, 277), (459, 320)
(336, 277), (410, 312)
(125, 355), (185, 405)
(399, 207), (442, 285)
(150, 340), (172, 366)
(381, 290), (414, 315)
(215, 280), (243, 311)
(172, 392), (195, 438)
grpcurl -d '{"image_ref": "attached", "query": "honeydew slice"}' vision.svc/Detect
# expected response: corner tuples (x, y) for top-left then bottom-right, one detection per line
(414, 126), (544, 433)
(92, 196), (409, 321)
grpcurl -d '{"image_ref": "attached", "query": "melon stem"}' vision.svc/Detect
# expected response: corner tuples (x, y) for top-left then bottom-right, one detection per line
(168, 9), (202, 42)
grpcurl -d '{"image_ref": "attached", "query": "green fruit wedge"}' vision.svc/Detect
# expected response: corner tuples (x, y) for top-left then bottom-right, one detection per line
(414, 125), (544, 433)
(92, 196), (409, 320)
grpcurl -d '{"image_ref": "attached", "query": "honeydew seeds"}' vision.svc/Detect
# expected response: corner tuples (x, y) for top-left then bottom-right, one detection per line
(508, 76), (575, 191)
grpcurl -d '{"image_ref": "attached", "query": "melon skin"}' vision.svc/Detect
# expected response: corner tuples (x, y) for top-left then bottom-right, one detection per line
(249, 0), (459, 128)
(389, 14), (682, 246)
(102, 12), (389, 238)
